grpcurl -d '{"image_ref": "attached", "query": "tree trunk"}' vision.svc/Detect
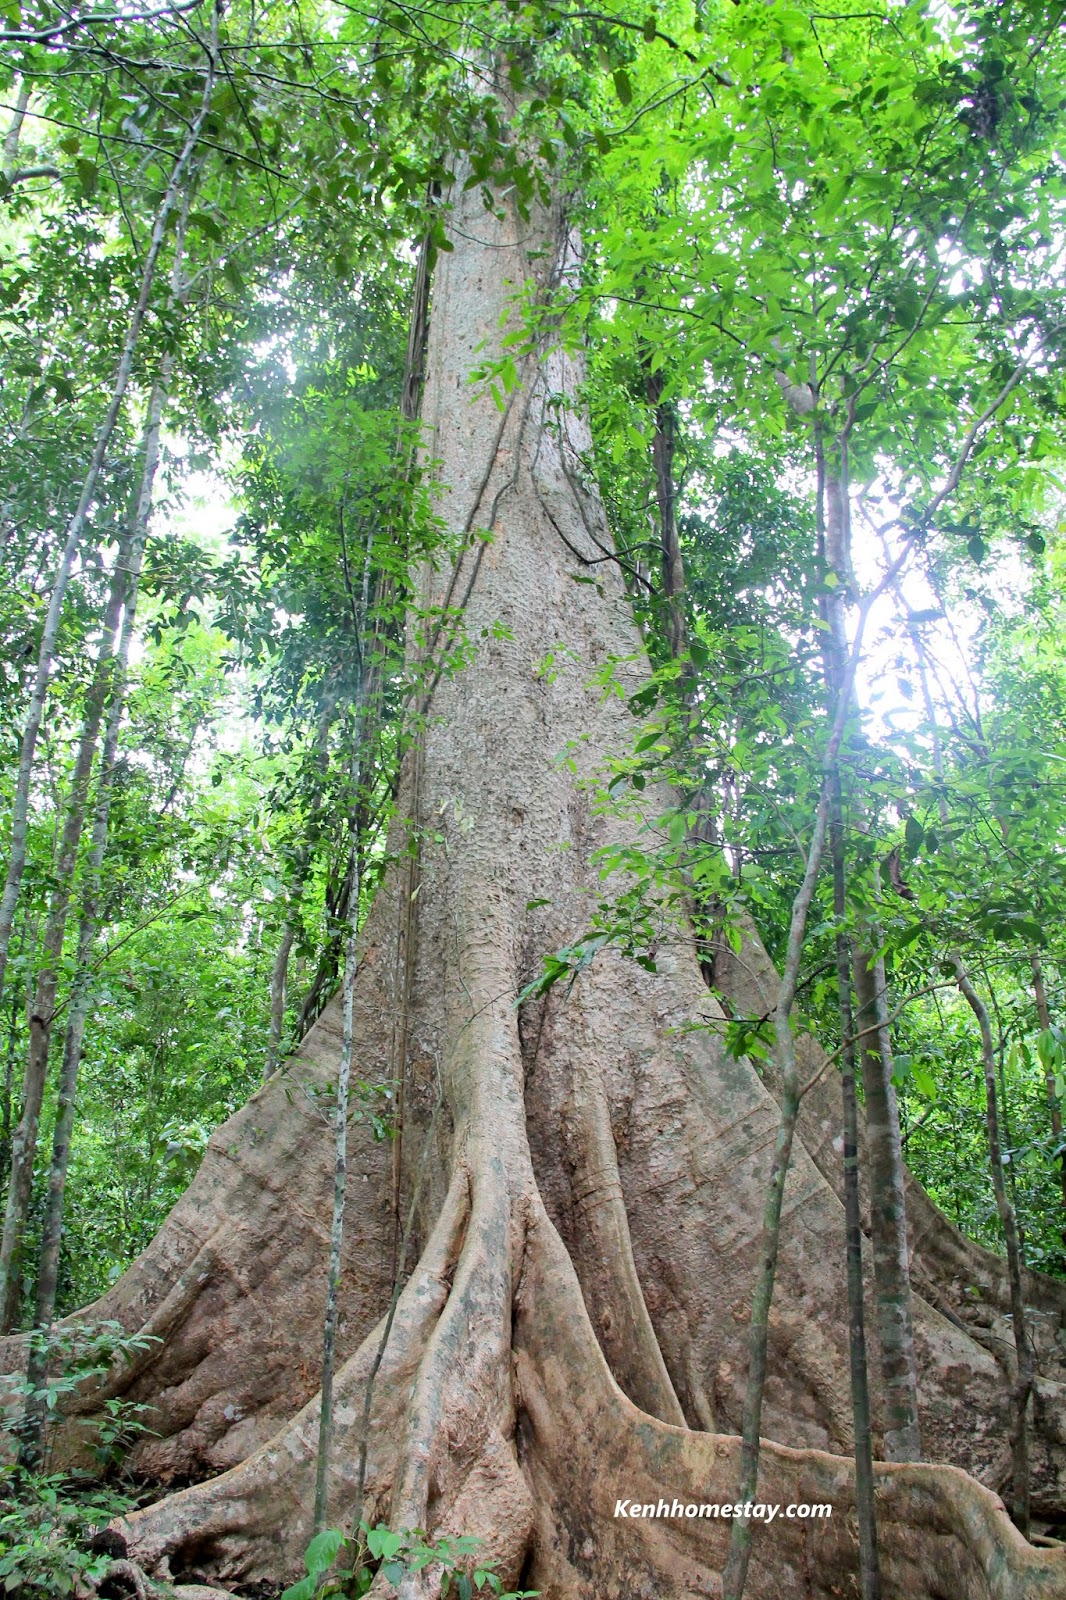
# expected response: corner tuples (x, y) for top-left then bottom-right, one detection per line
(645, 369), (686, 660)
(830, 798), (881, 1600)
(1032, 951), (1066, 1229)
(18, 375), (159, 1462)
(954, 957), (1035, 1537)
(852, 944), (922, 1462)
(0, 18), (216, 1013)
(265, 924), (296, 1083)
(0, 528), (135, 1332)
(3, 160), (1066, 1600)
(722, 786), (829, 1600)
(814, 451), (881, 1595)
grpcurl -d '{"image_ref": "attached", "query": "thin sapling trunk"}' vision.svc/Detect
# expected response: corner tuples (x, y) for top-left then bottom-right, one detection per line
(851, 943), (921, 1461)
(0, 530), (134, 1332)
(17, 377), (160, 1463)
(821, 461), (881, 1595)
(0, 8), (217, 1015)
(721, 786), (830, 1600)
(313, 528), (373, 1535)
(953, 958), (1034, 1536)
(830, 793), (881, 1600)
(1031, 951), (1066, 1229)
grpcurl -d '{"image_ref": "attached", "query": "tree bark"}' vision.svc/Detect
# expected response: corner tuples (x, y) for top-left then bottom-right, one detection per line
(645, 369), (686, 659)
(313, 540), (371, 1532)
(265, 924), (296, 1083)
(820, 456), (881, 1598)
(722, 787), (829, 1600)
(1032, 951), (1066, 1229)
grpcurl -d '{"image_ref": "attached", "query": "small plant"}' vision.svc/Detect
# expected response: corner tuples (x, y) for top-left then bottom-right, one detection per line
(281, 1523), (539, 1600)
(4, 1319), (159, 1475)
(0, 1318), (158, 1597)
(0, 1467), (137, 1598)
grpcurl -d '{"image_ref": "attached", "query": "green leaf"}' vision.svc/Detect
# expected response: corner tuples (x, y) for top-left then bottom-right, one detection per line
(911, 1063), (937, 1099)
(190, 211), (224, 242)
(304, 1528), (345, 1576)
(279, 1577), (317, 1600)
(366, 1527), (404, 1562)
(75, 159), (98, 198)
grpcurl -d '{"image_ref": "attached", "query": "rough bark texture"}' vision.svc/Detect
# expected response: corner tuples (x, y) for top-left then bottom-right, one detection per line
(4, 176), (1066, 1598)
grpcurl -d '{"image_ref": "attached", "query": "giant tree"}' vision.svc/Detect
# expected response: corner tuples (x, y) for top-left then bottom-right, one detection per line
(3, 5), (1066, 1599)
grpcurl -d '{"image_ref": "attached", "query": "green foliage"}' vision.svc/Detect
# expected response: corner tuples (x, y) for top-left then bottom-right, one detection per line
(280, 1522), (538, 1600)
(1, 1321), (157, 1472)
(0, 1321), (152, 1597)
(0, 1471), (123, 1600)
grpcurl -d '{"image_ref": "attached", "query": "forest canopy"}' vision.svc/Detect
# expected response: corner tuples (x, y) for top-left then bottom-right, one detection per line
(2, 0), (1066, 1597)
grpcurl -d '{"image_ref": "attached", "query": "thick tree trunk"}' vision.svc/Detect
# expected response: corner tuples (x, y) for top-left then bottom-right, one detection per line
(3, 163), (1066, 1600)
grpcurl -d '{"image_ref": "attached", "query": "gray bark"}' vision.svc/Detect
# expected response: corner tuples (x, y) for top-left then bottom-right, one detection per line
(265, 925), (296, 1083)
(1032, 951), (1066, 1228)
(822, 460), (880, 1599)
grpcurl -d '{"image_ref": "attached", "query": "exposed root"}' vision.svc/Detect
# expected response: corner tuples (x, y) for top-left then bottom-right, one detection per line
(19, 135), (1066, 1600)
(553, 1002), (685, 1425)
(387, 1166), (535, 1594)
(110, 1157), (1066, 1600)
(515, 1202), (1066, 1600)
(97, 1559), (153, 1599)
(0, 951), (400, 1479)
(118, 1170), (470, 1586)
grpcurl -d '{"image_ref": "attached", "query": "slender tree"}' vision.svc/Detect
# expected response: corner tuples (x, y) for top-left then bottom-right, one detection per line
(0, 11), (218, 1009)
(17, 372), (164, 1461)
